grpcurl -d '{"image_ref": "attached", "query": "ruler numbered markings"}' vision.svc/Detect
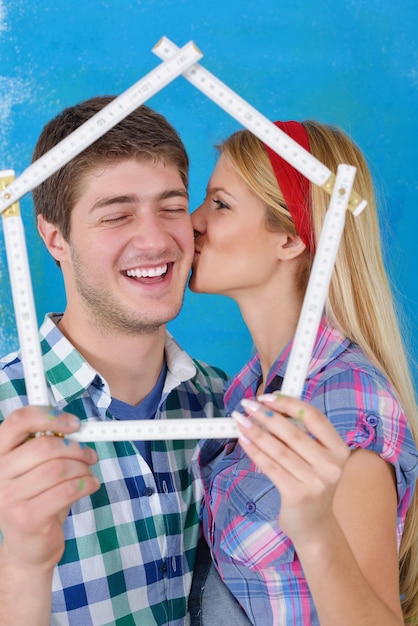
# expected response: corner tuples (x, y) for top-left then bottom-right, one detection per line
(152, 36), (367, 216)
(0, 41), (238, 440)
(281, 163), (357, 399)
(154, 39), (366, 401)
(65, 161), (356, 442)
(1, 37), (366, 440)
(67, 418), (239, 443)
(0, 170), (50, 406)
(0, 41), (202, 215)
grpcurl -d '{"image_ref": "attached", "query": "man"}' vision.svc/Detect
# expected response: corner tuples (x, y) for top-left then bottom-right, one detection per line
(0, 97), (228, 625)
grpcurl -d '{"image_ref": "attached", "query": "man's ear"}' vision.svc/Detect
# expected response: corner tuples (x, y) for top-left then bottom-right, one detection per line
(275, 231), (307, 260)
(37, 214), (68, 264)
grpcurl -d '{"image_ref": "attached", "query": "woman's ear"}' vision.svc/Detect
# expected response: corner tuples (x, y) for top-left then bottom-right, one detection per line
(37, 214), (68, 264)
(276, 231), (307, 260)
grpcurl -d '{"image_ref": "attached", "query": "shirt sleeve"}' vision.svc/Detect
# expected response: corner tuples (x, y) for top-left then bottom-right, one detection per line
(307, 366), (418, 514)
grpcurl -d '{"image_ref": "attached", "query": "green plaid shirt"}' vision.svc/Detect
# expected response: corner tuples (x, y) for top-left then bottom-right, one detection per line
(0, 314), (228, 625)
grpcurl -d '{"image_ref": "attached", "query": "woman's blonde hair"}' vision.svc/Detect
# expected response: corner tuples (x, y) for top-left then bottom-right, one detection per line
(218, 121), (418, 623)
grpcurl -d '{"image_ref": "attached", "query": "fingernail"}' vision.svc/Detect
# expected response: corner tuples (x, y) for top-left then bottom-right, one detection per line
(40, 406), (80, 428)
(257, 393), (277, 402)
(288, 417), (308, 432)
(232, 410), (252, 428)
(67, 415), (81, 428)
(240, 398), (262, 412)
(238, 433), (251, 445)
(39, 406), (64, 421)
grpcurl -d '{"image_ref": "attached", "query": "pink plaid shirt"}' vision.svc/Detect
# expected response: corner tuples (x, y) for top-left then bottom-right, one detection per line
(198, 319), (418, 625)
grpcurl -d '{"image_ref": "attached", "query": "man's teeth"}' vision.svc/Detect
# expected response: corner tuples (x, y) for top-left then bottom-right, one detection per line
(126, 264), (168, 278)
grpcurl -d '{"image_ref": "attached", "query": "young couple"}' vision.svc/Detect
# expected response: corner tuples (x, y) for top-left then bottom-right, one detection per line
(0, 97), (417, 626)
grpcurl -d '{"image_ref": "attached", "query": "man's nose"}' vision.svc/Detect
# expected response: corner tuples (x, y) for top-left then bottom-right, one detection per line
(130, 213), (171, 248)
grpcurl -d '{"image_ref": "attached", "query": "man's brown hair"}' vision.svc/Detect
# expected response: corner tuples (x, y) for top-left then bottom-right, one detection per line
(32, 96), (189, 240)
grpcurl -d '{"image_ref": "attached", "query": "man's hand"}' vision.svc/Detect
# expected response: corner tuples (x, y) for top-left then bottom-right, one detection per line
(0, 406), (99, 570)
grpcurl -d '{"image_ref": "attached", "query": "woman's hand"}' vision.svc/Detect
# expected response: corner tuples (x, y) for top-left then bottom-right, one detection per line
(233, 394), (350, 545)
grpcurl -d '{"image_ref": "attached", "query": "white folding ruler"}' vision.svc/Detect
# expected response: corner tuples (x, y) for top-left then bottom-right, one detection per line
(1, 170), (49, 405)
(68, 418), (237, 443)
(153, 37), (364, 400)
(280, 163), (356, 398)
(71, 164), (355, 442)
(0, 40), (212, 430)
(1, 38), (365, 441)
(0, 41), (202, 215)
(152, 36), (367, 216)
(71, 170), (357, 441)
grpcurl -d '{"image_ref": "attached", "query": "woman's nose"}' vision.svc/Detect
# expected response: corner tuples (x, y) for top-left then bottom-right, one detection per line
(191, 203), (207, 235)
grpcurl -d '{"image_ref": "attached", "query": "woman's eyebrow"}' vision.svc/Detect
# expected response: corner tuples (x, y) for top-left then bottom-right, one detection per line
(207, 185), (236, 200)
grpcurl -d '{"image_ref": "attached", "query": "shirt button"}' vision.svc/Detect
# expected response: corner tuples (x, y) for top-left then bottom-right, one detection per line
(246, 501), (256, 514)
(366, 415), (379, 427)
(142, 487), (154, 497)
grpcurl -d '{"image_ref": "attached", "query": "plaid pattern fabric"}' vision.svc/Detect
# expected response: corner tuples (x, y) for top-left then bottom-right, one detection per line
(0, 314), (228, 625)
(199, 318), (418, 625)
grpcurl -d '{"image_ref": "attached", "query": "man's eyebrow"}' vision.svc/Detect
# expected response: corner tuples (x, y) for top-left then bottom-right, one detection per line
(158, 189), (189, 201)
(91, 194), (138, 211)
(90, 189), (189, 211)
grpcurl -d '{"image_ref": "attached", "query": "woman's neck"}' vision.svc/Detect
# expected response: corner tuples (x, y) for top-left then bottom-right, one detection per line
(236, 284), (304, 393)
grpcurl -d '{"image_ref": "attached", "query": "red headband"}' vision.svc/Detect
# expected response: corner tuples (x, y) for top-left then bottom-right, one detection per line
(262, 121), (313, 252)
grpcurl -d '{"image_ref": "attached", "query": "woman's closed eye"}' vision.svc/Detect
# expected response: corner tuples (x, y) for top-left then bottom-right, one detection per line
(212, 198), (230, 210)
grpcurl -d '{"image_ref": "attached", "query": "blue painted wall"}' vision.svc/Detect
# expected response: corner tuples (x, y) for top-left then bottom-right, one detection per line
(0, 0), (417, 387)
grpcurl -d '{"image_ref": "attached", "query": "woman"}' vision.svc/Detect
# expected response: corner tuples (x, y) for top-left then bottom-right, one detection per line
(189, 120), (418, 625)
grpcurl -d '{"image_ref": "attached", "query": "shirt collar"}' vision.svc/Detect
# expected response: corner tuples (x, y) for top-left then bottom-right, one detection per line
(40, 314), (197, 406)
(163, 331), (197, 395)
(41, 314), (101, 407)
(225, 317), (350, 407)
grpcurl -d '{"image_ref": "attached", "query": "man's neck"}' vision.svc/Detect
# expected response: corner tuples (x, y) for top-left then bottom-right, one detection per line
(57, 312), (167, 406)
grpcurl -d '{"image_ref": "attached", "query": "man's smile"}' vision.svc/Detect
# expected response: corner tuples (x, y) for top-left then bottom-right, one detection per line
(125, 264), (168, 278)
